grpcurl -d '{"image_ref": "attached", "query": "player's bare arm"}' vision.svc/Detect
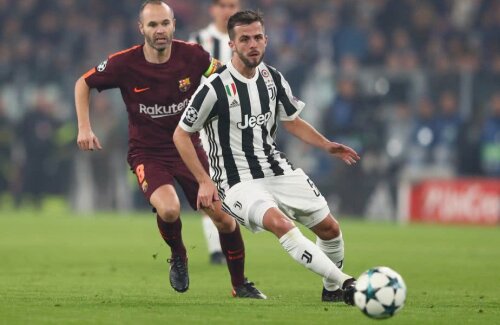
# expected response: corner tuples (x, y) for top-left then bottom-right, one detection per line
(173, 126), (219, 210)
(282, 117), (360, 165)
(75, 76), (102, 151)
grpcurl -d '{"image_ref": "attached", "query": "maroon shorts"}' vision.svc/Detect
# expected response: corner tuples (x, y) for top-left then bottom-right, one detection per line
(130, 149), (209, 210)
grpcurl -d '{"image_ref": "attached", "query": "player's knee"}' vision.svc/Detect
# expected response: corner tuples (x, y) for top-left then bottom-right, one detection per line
(265, 214), (295, 238)
(214, 218), (236, 233)
(205, 208), (236, 233)
(314, 215), (341, 240)
(325, 221), (341, 240)
(155, 203), (180, 222)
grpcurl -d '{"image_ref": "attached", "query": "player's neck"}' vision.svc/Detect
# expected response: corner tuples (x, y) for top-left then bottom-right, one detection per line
(231, 58), (256, 79)
(143, 44), (171, 64)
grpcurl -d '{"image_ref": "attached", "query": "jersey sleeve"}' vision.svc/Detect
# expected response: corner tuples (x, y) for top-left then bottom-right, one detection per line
(179, 83), (218, 133)
(82, 56), (122, 92)
(190, 42), (220, 78)
(275, 71), (305, 121)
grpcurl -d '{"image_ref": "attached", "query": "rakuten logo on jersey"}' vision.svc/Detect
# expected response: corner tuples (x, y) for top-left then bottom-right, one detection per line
(237, 112), (272, 129)
(139, 98), (189, 118)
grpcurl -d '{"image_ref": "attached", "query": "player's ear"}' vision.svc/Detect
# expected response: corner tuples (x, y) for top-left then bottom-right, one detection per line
(138, 21), (144, 36)
(172, 18), (176, 32)
(229, 40), (235, 51)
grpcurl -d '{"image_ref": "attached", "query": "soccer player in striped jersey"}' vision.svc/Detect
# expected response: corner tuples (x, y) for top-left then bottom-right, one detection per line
(190, 0), (239, 64)
(189, 0), (240, 265)
(75, 1), (265, 299)
(174, 10), (360, 304)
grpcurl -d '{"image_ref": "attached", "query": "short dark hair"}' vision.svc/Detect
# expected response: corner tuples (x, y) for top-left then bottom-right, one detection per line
(227, 10), (264, 40)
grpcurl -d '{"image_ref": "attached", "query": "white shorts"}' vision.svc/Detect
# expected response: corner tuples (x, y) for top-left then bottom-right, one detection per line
(221, 168), (330, 233)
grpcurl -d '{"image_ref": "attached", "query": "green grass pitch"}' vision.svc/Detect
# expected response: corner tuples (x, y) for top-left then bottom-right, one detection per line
(0, 209), (499, 324)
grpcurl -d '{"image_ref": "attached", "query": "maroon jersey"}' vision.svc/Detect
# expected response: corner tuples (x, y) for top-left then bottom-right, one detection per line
(83, 40), (218, 164)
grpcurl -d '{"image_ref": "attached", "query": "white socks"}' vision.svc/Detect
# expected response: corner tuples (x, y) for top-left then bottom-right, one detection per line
(317, 234), (345, 291)
(202, 215), (222, 254)
(279, 227), (350, 287)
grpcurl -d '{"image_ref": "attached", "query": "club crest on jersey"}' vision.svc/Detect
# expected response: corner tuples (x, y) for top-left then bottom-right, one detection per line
(97, 59), (108, 72)
(268, 85), (277, 100)
(178, 77), (191, 92)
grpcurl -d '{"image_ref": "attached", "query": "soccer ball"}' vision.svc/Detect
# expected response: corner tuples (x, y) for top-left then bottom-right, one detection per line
(354, 266), (406, 319)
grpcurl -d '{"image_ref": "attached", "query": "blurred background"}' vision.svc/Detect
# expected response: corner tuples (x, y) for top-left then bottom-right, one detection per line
(0, 0), (498, 223)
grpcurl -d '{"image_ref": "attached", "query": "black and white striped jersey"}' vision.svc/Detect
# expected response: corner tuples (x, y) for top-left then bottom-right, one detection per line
(179, 61), (305, 196)
(189, 24), (232, 63)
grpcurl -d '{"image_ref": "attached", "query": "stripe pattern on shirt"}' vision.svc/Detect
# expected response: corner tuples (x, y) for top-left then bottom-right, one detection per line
(180, 62), (305, 196)
(189, 24), (232, 63)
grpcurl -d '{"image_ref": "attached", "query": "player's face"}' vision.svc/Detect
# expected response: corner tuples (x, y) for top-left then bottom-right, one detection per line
(230, 22), (267, 68)
(139, 3), (176, 52)
(211, 0), (240, 30)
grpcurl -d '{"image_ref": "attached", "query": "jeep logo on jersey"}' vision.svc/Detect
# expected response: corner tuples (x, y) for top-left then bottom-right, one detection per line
(97, 59), (108, 72)
(237, 112), (272, 129)
(139, 98), (189, 118)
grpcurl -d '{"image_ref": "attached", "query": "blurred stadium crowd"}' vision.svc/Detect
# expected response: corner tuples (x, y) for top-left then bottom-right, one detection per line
(0, 0), (498, 216)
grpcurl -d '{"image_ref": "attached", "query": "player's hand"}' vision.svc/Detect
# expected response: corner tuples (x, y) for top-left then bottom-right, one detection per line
(77, 128), (103, 151)
(197, 179), (219, 211)
(325, 142), (360, 165)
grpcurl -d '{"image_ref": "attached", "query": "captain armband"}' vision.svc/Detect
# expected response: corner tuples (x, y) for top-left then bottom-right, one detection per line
(203, 58), (221, 77)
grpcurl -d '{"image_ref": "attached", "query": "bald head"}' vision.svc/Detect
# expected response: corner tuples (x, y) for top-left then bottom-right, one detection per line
(139, 0), (174, 22)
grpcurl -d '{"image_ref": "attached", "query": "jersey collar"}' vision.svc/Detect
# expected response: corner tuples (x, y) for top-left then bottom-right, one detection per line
(227, 60), (262, 83)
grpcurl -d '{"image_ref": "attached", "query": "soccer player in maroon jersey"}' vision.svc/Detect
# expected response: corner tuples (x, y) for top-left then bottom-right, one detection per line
(74, 0), (265, 299)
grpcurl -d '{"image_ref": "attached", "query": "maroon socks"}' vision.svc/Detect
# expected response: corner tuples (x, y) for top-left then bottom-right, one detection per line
(157, 215), (246, 288)
(219, 224), (245, 287)
(156, 215), (187, 259)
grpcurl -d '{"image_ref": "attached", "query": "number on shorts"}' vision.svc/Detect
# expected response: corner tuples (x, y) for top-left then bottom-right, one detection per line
(306, 178), (321, 197)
